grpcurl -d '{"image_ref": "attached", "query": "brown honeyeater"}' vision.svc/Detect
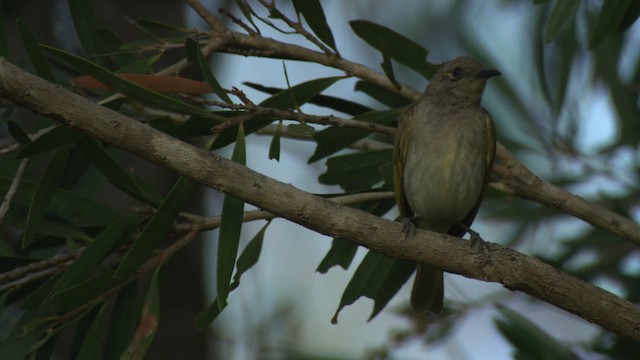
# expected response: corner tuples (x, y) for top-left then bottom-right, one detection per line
(393, 56), (500, 314)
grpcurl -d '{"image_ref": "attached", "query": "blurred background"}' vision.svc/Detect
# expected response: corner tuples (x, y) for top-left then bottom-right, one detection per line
(3, 0), (640, 359)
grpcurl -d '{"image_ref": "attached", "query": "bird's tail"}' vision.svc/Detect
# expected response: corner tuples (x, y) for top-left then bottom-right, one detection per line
(410, 264), (444, 314)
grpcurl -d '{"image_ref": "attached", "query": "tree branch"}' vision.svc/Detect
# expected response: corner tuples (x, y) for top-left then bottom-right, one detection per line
(0, 58), (638, 341)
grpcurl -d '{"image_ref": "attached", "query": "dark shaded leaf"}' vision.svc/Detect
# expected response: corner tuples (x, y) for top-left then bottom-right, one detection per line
(217, 125), (246, 309)
(17, 19), (55, 81)
(185, 38), (232, 103)
(76, 304), (107, 360)
(369, 258), (414, 320)
(244, 81), (371, 116)
(67, 0), (98, 56)
(316, 237), (358, 273)
(41, 45), (224, 121)
(22, 145), (72, 248)
(355, 80), (412, 108)
(115, 176), (194, 281)
(292, 0), (338, 52)
(589, 0), (633, 49)
(543, 0), (580, 43)
(319, 149), (393, 191)
(16, 126), (84, 159)
(138, 18), (187, 33)
(75, 138), (161, 205)
(268, 120), (282, 161)
(309, 109), (400, 163)
(48, 272), (119, 312)
(104, 281), (141, 360)
(197, 222), (269, 328)
(0, 5), (7, 58)
(494, 306), (574, 360)
(349, 20), (437, 79)
(120, 267), (161, 360)
(7, 120), (31, 145)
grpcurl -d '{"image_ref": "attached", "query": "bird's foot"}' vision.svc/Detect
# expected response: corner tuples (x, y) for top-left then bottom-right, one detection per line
(456, 222), (485, 251)
(401, 217), (418, 239)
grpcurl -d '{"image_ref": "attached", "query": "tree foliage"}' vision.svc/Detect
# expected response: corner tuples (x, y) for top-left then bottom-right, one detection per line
(0, 0), (638, 358)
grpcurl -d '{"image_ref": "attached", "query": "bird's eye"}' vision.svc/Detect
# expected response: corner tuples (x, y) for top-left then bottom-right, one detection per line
(451, 67), (463, 78)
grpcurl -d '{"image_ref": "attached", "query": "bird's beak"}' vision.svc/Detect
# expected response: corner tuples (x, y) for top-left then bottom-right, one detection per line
(476, 69), (501, 79)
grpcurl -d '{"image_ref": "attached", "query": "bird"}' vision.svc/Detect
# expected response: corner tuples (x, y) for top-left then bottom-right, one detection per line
(392, 56), (500, 314)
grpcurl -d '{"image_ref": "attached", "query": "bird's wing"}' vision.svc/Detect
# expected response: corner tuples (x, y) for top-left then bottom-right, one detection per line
(393, 107), (414, 219)
(450, 110), (496, 237)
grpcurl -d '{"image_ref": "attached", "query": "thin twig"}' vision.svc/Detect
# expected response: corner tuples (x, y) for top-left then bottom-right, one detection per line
(0, 158), (29, 223)
(219, 8), (258, 36)
(185, 0), (226, 33)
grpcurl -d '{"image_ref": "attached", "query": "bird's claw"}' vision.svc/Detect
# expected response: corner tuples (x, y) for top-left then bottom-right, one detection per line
(401, 217), (418, 239)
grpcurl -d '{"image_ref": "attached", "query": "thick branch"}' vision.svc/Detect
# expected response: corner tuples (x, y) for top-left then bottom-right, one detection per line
(0, 58), (638, 341)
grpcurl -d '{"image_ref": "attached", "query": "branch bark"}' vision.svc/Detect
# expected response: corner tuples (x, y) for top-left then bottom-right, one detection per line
(0, 58), (638, 341)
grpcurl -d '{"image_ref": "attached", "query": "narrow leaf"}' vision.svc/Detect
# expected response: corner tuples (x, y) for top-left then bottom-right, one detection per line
(16, 126), (84, 159)
(49, 272), (120, 312)
(589, 0), (633, 49)
(115, 176), (194, 281)
(197, 222), (268, 328)
(17, 19), (55, 81)
(67, 0), (98, 56)
(22, 145), (72, 248)
(543, 0), (580, 43)
(217, 125), (246, 309)
(319, 149), (393, 191)
(268, 120), (282, 161)
(76, 304), (107, 360)
(292, 0), (338, 52)
(104, 281), (141, 360)
(120, 267), (161, 360)
(41, 45), (224, 121)
(349, 20), (437, 79)
(7, 120), (32, 145)
(185, 38), (232, 103)
(354, 81), (411, 108)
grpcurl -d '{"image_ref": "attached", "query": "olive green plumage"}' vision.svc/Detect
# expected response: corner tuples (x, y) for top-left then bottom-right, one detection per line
(393, 56), (500, 314)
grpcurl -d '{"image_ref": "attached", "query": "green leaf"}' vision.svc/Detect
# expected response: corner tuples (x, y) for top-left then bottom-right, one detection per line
(589, 0), (633, 49)
(0, 5), (8, 59)
(76, 304), (107, 360)
(268, 120), (282, 161)
(185, 38), (232, 103)
(292, 0), (338, 52)
(217, 125), (246, 309)
(49, 217), (140, 299)
(120, 267), (161, 360)
(104, 281), (141, 360)
(349, 20), (437, 79)
(233, 0), (261, 34)
(368, 258), (414, 320)
(543, 0), (580, 43)
(244, 81), (371, 116)
(16, 126), (84, 159)
(93, 28), (137, 68)
(49, 272), (120, 312)
(309, 109), (400, 163)
(75, 137), (161, 205)
(7, 120), (32, 145)
(138, 18), (187, 33)
(17, 19), (55, 81)
(319, 149), (393, 191)
(0, 310), (49, 360)
(354, 81), (411, 108)
(196, 222), (268, 329)
(115, 177), (194, 281)
(494, 306), (575, 360)
(41, 45), (225, 121)
(316, 237), (358, 273)
(619, 1), (640, 31)
(332, 251), (399, 323)
(67, 0), (97, 55)
(208, 76), (345, 149)
(22, 145), (72, 248)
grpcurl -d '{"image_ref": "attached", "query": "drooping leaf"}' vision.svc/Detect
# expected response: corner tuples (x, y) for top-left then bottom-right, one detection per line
(104, 281), (141, 360)
(368, 258), (414, 320)
(244, 81), (371, 116)
(217, 124), (246, 309)
(185, 38), (232, 103)
(0, 4), (7, 58)
(319, 149), (393, 191)
(138, 18), (188, 33)
(197, 222), (269, 328)
(268, 120), (282, 161)
(309, 109), (399, 163)
(233, 0), (261, 34)
(17, 19), (55, 81)
(115, 176), (194, 281)
(7, 120), (32, 145)
(41, 45), (225, 121)
(543, 0), (580, 43)
(120, 267), (161, 360)
(316, 237), (358, 273)
(48, 272), (120, 312)
(292, 0), (338, 52)
(16, 126), (84, 159)
(22, 145), (72, 248)
(67, 0), (98, 56)
(354, 81), (412, 108)
(589, 0), (634, 49)
(75, 138), (161, 205)
(494, 306), (575, 360)
(75, 304), (107, 360)
(349, 20), (438, 79)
